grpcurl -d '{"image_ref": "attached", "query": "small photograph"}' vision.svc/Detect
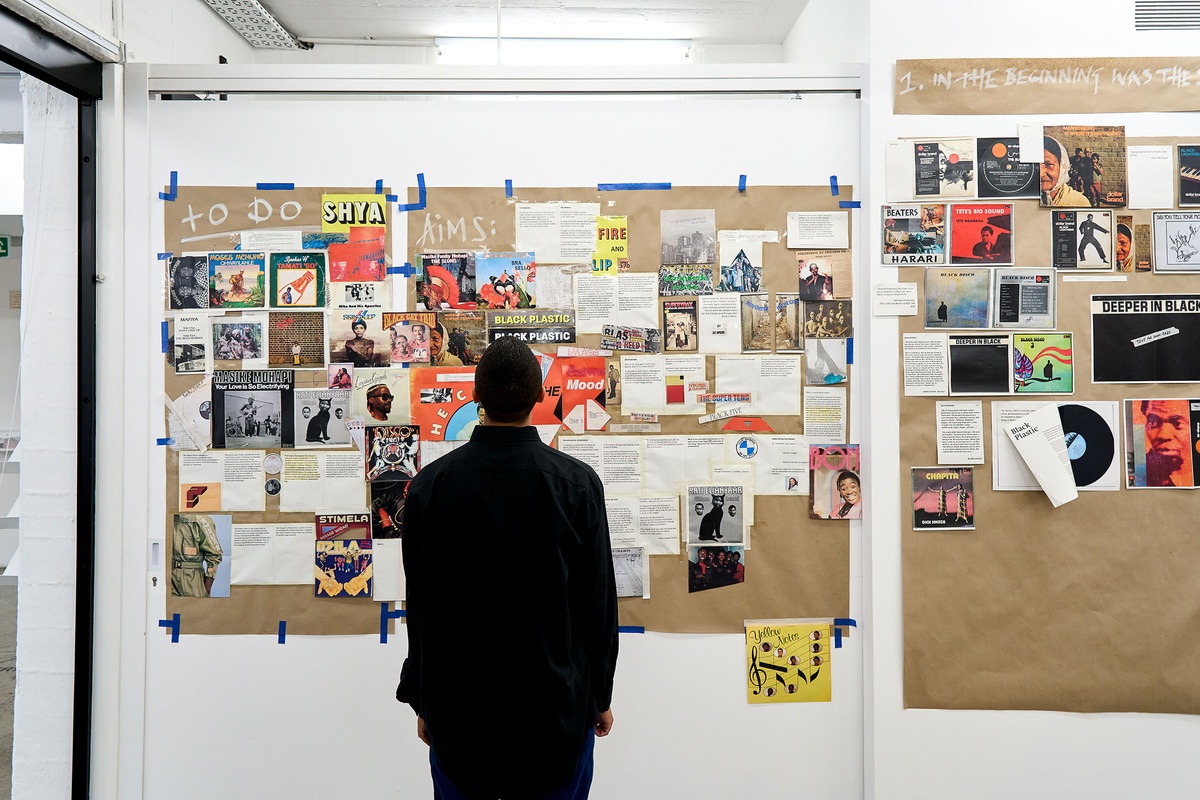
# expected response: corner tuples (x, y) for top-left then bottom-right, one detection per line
(717, 242), (762, 293)
(803, 300), (852, 338)
(1051, 210), (1113, 270)
(294, 389), (352, 448)
(658, 264), (714, 296)
(686, 485), (746, 545)
(809, 445), (861, 520)
(925, 268), (990, 329)
(775, 293), (802, 352)
(1134, 222), (1153, 272)
(269, 252), (326, 308)
(334, 282), (382, 309)
(417, 252), (477, 310)
(328, 312), (388, 367)
(605, 358), (622, 405)
(1124, 398), (1197, 488)
(314, 539), (373, 598)
(168, 255), (209, 310)
(173, 340), (207, 374)
(687, 545), (744, 593)
(369, 481), (409, 539)
(805, 338), (848, 385)
(797, 257), (834, 301)
(911, 466), (975, 530)
(171, 513), (232, 598)
(913, 138), (975, 199)
(365, 425), (421, 482)
(661, 209), (717, 265)
(476, 251), (535, 309)
(612, 547), (647, 599)
(268, 311), (325, 368)
(1013, 333), (1073, 394)
(208, 251), (266, 309)
(220, 389), (284, 448)
(328, 363), (354, 389)
(740, 293), (772, 352)
(663, 300), (699, 352)
(419, 387), (455, 404)
(1041, 125), (1127, 208)
(436, 311), (487, 365)
(881, 203), (945, 265)
(382, 312), (436, 365)
(212, 318), (265, 362)
(599, 324), (660, 354)
(949, 203), (1014, 265)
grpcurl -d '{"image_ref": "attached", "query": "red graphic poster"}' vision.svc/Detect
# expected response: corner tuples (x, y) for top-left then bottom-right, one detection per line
(532, 355), (607, 426)
(409, 366), (478, 442)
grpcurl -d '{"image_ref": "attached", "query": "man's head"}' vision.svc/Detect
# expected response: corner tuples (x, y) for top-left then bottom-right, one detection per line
(366, 383), (393, 421)
(980, 226), (994, 245)
(472, 335), (544, 424)
(1141, 399), (1190, 484)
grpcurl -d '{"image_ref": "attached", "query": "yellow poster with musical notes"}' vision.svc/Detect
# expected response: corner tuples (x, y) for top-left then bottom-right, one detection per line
(745, 620), (831, 703)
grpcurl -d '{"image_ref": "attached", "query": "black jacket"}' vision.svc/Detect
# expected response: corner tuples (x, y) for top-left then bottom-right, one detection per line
(397, 425), (618, 797)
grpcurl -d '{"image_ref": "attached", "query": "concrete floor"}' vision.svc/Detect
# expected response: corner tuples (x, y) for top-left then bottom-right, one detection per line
(0, 579), (14, 800)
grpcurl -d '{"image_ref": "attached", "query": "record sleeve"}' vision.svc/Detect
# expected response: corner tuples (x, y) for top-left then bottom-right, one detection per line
(1058, 403), (1115, 487)
(976, 138), (1039, 199)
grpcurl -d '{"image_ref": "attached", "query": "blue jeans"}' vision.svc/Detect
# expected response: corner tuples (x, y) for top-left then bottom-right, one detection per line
(430, 729), (595, 800)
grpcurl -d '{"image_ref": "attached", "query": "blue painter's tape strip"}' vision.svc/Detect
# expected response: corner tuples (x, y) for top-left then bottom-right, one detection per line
(834, 627), (843, 648)
(161, 321), (169, 353)
(387, 262), (416, 277)
(833, 618), (857, 627)
(838, 200), (861, 209)
(386, 194), (398, 203)
(158, 613), (181, 643)
(396, 173), (427, 212)
(380, 603), (407, 643)
(375, 179), (384, 194)
(829, 175), (840, 196)
(618, 625), (645, 634)
(157, 252), (172, 261)
(256, 182), (295, 191)
(156, 437), (173, 446)
(505, 179), (513, 197)
(597, 182), (671, 191)
(159, 170), (178, 201)
(847, 337), (854, 365)
(738, 174), (747, 192)
(277, 621), (287, 644)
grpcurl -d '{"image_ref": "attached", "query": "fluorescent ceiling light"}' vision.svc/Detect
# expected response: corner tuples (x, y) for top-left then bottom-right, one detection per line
(436, 38), (691, 66)
(201, 0), (311, 50)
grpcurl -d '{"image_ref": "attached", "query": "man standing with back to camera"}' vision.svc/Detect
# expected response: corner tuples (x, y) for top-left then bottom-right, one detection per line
(397, 336), (619, 800)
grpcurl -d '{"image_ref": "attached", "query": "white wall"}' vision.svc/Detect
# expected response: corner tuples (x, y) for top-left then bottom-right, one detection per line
(865, 2), (1200, 799)
(10, 74), (76, 800)
(782, 0), (866, 64)
(119, 0), (255, 64)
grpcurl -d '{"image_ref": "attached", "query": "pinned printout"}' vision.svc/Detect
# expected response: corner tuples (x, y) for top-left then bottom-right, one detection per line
(172, 314), (209, 375)
(902, 333), (948, 397)
(211, 369), (294, 449)
(714, 356), (802, 416)
(871, 283), (918, 317)
(686, 488), (746, 550)
(165, 377), (214, 452)
(1003, 404), (1078, 506)
(605, 495), (680, 555)
(557, 435), (644, 495)
(949, 203), (1014, 265)
(171, 514), (232, 598)
(618, 354), (707, 416)
(658, 264), (714, 296)
(786, 212), (848, 250)
(168, 255), (209, 310)
(935, 401), (984, 465)
(279, 451), (368, 513)
(804, 338), (848, 386)
(745, 621), (832, 703)
(1152, 212), (1200, 273)
(721, 433), (808, 496)
(697, 293), (742, 353)
(1178, 145), (1200, 207)
(976, 137), (1040, 199)
(514, 202), (599, 264)
(1127, 145), (1174, 209)
(1051, 209), (1113, 270)
(991, 269), (1056, 329)
(1090, 293), (1200, 383)
(661, 209), (717, 265)
(663, 300), (699, 352)
(230, 523), (312, 586)
(911, 466), (976, 530)
(948, 335), (1012, 396)
(775, 293), (803, 351)
(409, 367), (477, 441)
(178, 450), (267, 512)
(212, 314), (269, 369)
(740, 293), (772, 353)
(612, 547), (650, 599)
(803, 386), (846, 442)
(642, 435), (725, 494)
(575, 274), (658, 334)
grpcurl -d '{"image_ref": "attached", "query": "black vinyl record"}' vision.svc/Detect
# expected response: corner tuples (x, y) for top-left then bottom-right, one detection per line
(1058, 403), (1115, 487)
(977, 138), (1039, 198)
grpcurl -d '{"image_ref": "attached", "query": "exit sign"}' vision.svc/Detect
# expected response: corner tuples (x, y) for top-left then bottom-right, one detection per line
(0, 237), (8, 257)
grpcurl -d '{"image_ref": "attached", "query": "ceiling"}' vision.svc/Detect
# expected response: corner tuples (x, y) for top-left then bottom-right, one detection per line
(261, 0), (811, 45)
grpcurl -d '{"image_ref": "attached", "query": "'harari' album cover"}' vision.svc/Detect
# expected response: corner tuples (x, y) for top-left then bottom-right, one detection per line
(881, 203), (945, 265)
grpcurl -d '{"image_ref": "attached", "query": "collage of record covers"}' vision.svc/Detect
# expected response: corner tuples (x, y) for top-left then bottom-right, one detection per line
(163, 188), (862, 609)
(887, 129), (1200, 532)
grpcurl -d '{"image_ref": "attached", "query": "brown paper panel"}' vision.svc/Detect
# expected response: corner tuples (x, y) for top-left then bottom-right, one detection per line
(901, 138), (1200, 712)
(894, 58), (1200, 116)
(408, 185), (854, 633)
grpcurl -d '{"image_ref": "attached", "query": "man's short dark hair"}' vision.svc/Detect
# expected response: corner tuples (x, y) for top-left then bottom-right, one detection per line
(980, 226), (994, 236)
(474, 336), (542, 423)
